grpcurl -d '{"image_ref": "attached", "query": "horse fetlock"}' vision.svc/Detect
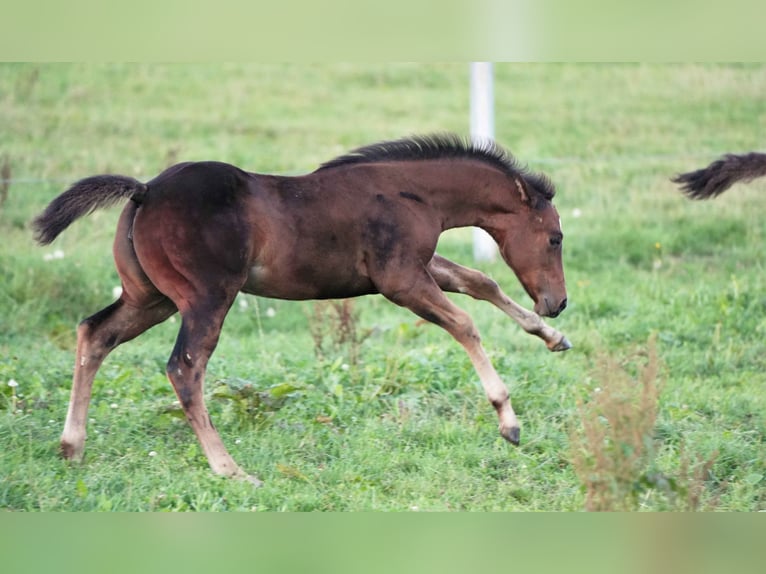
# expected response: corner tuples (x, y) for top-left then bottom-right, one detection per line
(239, 473), (264, 488)
(494, 400), (520, 445)
(211, 459), (260, 485)
(60, 437), (86, 462)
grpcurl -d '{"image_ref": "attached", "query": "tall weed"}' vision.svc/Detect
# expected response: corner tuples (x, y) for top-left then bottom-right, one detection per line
(569, 337), (718, 511)
(305, 300), (369, 368)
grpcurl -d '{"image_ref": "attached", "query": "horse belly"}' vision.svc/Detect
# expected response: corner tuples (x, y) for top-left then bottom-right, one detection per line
(242, 260), (376, 300)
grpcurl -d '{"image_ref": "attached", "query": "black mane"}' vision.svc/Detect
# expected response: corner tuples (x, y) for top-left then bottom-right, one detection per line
(316, 133), (555, 201)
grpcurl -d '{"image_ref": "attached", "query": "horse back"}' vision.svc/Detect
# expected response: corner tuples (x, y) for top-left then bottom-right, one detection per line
(131, 160), (443, 301)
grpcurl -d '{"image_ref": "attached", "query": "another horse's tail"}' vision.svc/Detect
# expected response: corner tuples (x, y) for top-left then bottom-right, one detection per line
(32, 175), (148, 245)
(673, 152), (766, 200)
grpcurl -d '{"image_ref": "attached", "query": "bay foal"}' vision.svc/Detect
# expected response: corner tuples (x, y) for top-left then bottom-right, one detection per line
(33, 134), (569, 484)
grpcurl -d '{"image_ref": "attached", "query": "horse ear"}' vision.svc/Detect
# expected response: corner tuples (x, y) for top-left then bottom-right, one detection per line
(513, 177), (530, 204)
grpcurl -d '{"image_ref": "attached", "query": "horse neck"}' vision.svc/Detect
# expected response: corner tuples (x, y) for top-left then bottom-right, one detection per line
(402, 160), (516, 230)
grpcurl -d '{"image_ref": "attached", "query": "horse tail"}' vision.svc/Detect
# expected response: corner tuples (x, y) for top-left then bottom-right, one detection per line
(32, 175), (148, 245)
(673, 152), (766, 200)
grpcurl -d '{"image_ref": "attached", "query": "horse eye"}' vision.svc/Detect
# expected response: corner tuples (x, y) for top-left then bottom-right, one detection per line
(549, 235), (562, 247)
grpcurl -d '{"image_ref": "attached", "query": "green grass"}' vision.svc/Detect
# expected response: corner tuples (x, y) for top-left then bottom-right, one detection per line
(1, 63), (765, 511)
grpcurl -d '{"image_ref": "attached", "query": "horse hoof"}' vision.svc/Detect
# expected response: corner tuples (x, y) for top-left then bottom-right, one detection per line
(500, 426), (521, 446)
(550, 335), (572, 352)
(60, 440), (85, 463)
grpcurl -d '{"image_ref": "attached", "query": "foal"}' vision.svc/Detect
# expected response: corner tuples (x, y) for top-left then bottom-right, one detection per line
(33, 134), (569, 484)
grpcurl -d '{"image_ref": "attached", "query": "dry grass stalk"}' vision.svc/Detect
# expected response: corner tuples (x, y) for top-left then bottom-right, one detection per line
(306, 299), (365, 366)
(678, 446), (720, 511)
(0, 156), (10, 207)
(570, 337), (721, 511)
(569, 337), (663, 511)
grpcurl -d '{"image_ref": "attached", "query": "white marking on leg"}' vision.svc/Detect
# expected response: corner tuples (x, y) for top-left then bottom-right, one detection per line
(467, 343), (517, 429)
(447, 311), (519, 440)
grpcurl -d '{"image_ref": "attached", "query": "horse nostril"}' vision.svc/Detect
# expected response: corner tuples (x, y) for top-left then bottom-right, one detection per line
(541, 296), (568, 318)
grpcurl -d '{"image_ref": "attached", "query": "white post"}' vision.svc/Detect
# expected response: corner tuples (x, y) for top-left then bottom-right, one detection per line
(470, 62), (498, 262)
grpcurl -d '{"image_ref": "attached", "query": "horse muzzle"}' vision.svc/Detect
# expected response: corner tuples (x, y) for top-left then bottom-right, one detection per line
(536, 296), (567, 318)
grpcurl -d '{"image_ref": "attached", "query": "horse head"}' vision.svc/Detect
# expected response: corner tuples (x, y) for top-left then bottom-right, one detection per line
(487, 174), (568, 319)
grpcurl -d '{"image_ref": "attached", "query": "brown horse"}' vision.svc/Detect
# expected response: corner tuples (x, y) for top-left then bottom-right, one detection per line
(33, 134), (569, 485)
(673, 152), (766, 199)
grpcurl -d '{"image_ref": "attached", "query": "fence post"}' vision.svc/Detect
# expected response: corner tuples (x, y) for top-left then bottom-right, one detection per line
(470, 62), (498, 262)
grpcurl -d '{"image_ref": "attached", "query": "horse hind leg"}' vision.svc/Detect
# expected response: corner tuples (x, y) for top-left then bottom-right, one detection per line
(62, 200), (177, 461)
(61, 296), (176, 461)
(128, 195), (260, 484)
(165, 301), (262, 486)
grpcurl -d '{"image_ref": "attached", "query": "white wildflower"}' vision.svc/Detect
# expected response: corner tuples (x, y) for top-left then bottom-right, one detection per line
(7, 379), (18, 388)
(43, 249), (65, 261)
(572, 208), (582, 218)
(265, 307), (276, 318)
(148, 451), (157, 457)
(112, 285), (123, 299)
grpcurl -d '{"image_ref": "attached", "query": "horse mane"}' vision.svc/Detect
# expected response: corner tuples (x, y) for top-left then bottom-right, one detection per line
(316, 133), (555, 202)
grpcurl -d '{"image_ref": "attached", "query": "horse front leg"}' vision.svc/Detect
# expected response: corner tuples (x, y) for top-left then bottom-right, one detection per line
(380, 272), (521, 445)
(428, 254), (571, 352)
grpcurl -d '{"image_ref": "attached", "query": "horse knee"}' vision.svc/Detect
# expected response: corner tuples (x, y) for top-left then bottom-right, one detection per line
(453, 317), (481, 345)
(470, 273), (502, 301)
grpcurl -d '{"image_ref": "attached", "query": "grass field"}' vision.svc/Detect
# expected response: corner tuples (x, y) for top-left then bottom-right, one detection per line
(1, 63), (764, 511)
